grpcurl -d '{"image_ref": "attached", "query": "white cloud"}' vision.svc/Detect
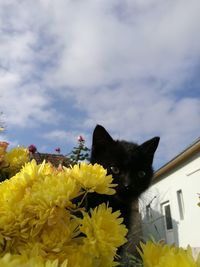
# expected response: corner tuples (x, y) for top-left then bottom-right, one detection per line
(0, 82), (61, 127)
(41, 0), (200, 165)
(43, 130), (69, 142)
(43, 129), (90, 147)
(0, 1), (61, 128)
(58, 82), (200, 166)
(0, 0), (200, 167)
(44, 0), (200, 90)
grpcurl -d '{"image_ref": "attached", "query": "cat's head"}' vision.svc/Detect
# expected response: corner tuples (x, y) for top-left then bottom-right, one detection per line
(90, 125), (160, 200)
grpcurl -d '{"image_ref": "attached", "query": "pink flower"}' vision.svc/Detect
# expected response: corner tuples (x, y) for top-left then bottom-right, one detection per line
(28, 144), (37, 154)
(77, 135), (85, 142)
(55, 147), (61, 153)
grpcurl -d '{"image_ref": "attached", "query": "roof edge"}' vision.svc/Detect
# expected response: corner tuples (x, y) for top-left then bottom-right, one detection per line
(154, 138), (200, 180)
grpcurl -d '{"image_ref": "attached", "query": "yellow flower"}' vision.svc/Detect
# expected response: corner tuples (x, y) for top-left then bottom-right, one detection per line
(0, 160), (81, 256)
(0, 161), (127, 266)
(62, 248), (94, 267)
(68, 163), (117, 195)
(4, 147), (29, 177)
(0, 253), (68, 267)
(138, 241), (200, 267)
(79, 203), (128, 265)
(40, 208), (80, 251)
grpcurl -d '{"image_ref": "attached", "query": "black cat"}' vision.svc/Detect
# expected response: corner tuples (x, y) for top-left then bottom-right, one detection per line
(89, 125), (160, 229)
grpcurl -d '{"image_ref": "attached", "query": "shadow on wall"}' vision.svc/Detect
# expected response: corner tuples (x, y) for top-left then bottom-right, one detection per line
(120, 198), (179, 257)
(118, 197), (180, 258)
(141, 203), (179, 246)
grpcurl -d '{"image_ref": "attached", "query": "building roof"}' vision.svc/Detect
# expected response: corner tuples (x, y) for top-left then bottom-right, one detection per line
(30, 152), (71, 167)
(153, 137), (200, 181)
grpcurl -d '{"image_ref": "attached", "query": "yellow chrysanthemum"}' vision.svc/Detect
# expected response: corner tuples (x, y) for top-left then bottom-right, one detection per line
(138, 241), (200, 267)
(0, 160), (127, 266)
(0, 253), (68, 267)
(79, 203), (127, 265)
(39, 208), (80, 252)
(68, 163), (117, 195)
(61, 247), (94, 267)
(0, 160), (81, 256)
(4, 147), (29, 177)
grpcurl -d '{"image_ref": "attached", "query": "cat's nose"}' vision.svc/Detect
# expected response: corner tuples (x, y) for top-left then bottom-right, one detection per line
(123, 182), (129, 188)
(123, 176), (130, 188)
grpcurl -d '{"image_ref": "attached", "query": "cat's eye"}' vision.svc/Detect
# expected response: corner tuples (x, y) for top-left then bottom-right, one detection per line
(110, 166), (120, 175)
(138, 170), (146, 178)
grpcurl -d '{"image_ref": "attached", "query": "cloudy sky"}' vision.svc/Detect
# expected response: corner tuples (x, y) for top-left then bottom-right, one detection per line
(0, 0), (200, 169)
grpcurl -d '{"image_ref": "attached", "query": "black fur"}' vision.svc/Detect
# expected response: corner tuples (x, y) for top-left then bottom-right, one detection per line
(89, 125), (160, 228)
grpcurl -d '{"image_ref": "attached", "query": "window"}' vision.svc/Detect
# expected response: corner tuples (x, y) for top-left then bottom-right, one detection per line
(161, 201), (173, 230)
(146, 205), (151, 221)
(177, 190), (184, 220)
(164, 204), (173, 230)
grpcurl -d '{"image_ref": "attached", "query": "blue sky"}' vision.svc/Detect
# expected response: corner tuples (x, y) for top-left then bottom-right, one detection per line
(0, 0), (200, 170)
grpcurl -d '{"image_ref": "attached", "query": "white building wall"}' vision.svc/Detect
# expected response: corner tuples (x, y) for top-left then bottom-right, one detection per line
(140, 151), (200, 249)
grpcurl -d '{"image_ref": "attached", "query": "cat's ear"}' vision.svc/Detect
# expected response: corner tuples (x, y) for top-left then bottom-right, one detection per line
(140, 137), (160, 164)
(92, 125), (114, 147)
